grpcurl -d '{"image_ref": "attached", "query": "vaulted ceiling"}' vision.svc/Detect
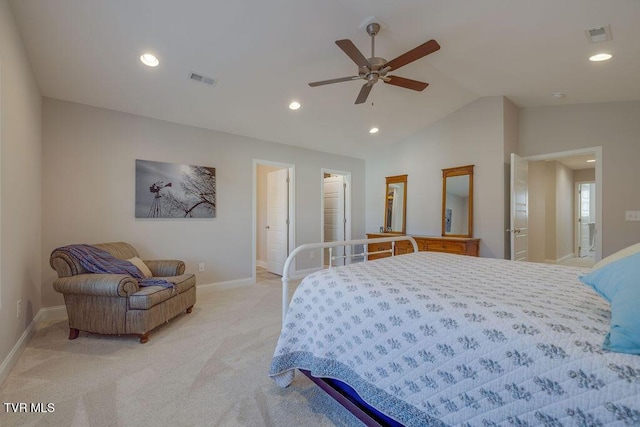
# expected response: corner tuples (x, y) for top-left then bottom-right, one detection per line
(10, 0), (640, 159)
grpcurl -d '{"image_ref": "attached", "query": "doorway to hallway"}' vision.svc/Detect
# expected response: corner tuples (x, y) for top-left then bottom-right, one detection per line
(253, 160), (295, 278)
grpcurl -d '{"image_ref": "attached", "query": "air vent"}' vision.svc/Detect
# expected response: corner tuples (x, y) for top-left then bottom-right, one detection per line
(189, 72), (217, 87)
(585, 25), (612, 44)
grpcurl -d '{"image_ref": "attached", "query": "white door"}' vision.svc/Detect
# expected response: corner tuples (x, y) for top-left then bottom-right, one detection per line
(324, 175), (346, 266)
(510, 153), (529, 261)
(267, 169), (289, 275)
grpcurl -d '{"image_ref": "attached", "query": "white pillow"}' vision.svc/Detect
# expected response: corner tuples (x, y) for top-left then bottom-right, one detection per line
(593, 242), (640, 270)
(127, 256), (153, 278)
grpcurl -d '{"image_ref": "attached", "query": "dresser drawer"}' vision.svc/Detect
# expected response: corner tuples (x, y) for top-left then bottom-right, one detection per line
(367, 242), (392, 260)
(425, 241), (465, 254)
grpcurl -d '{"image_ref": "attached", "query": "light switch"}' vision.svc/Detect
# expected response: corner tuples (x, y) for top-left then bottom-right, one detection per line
(625, 211), (640, 221)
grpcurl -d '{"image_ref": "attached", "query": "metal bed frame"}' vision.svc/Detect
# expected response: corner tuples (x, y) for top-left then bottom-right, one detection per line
(279, 236), (418, 426)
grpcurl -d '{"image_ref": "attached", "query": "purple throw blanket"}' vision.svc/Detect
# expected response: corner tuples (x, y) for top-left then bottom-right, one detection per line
(57, 244), (175, 289)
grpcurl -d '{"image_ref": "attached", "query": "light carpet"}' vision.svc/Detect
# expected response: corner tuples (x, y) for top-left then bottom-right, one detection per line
(0, 269), (363, 427)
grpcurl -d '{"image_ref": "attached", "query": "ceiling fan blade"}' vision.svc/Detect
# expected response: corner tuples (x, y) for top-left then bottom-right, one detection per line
(384, 39), (440, 71)
(308, 76), (362, 87)
(355, 82), (373, 104)
(384, 75), (429, 91)
(335, 39), (370, 69)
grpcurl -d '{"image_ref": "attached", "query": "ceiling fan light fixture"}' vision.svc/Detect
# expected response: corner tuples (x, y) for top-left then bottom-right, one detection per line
(589, 53), (612, 62)
(369, 127), (379, 134)
(288, 101), (301, 110)
(140, 53), (159, 67)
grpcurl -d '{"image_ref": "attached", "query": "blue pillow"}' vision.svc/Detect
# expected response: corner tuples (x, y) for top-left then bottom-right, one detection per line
(580, 251), (640, 354)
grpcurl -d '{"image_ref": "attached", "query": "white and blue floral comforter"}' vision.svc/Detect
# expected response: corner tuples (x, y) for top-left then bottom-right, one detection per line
(269, 252), (640, 426)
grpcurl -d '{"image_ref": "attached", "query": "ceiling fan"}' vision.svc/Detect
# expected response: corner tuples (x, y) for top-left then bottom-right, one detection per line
(309, 23), (440, 104)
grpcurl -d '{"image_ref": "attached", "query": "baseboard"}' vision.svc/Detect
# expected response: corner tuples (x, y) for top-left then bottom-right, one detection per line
(197, 277), (255, 290)
(556, 253), (575, 264)
(256, 260), (268, 269)
(0, 305), (67, 386)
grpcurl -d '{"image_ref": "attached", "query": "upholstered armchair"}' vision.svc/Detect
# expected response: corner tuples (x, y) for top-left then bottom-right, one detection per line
(50, 242), (196, 343)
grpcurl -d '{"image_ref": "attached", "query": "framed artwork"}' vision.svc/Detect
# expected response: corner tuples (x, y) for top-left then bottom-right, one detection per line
(135, 159), (216, 218)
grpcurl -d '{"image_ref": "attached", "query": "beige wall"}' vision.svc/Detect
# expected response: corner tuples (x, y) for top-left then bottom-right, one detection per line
(41, 99), (366, 307)
(366, 96), (508, 258)
(520, 101), (640, 256)
(555, 162), (574, 261)
(528, 161), (546, 262)
(574, 168), (595, 183)
(529, 161), (575, 262)
(0, 0), (42, 377)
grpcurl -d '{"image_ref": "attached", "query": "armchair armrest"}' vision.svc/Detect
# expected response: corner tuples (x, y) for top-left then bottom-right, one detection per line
(144, 260), (185, 277)
(53, 274), (139, 297)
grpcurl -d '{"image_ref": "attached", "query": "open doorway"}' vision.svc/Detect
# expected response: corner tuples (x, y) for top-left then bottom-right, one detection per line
(522, 148), (601, 266)
(576, 181), (596, 260)
(253, 160), (295, 280)
(321, 169), (351, 267)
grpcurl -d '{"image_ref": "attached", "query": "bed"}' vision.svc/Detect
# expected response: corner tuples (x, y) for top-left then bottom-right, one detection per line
(269, 237), (640, 426)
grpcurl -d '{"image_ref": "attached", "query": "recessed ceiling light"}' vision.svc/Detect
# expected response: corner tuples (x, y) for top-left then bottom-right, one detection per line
(589, 53), (612, 62)
(369, 127), (379, 134)
(551, 93), (565, 99)
(587, 159), (596, 163)
(140, 53), (159, 67)
(288, 101), (301, 110)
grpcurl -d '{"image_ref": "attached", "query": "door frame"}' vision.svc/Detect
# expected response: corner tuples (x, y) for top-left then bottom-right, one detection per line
(524, 146), (602, 262)
(252, 159), (295, 283)
(320, 168), (352, 266)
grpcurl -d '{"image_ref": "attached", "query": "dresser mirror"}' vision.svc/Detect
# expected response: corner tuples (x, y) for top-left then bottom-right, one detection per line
(384, 175), (407, 234)
(442, 165), (474, 237)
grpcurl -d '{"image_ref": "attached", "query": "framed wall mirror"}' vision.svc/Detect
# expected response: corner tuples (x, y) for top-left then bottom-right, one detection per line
(442, 165), (474, 237)
(384, 175), (407, 234)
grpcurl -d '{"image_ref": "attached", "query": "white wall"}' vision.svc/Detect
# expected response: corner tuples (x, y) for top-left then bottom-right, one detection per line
(0, 0), (42, 376)
(41, 98), (365, 307)
(366, 97), (508, 258)
(520, 101), (640, 257)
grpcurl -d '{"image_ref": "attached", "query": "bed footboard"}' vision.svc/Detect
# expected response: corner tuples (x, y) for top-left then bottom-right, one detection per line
(280, 236), (418, 325)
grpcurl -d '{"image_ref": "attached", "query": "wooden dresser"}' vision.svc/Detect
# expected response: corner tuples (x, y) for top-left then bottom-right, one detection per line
(366, 233), (480, 260)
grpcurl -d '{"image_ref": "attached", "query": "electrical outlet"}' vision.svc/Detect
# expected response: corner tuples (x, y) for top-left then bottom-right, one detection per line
(625, 210), (640, 221)
(198, 263), (205, 272)
(309, 251), (314, 259)
(17, 300), (21, 318)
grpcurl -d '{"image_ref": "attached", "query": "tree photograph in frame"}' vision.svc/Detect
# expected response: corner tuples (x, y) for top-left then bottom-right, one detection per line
(135, 159), (216, 218)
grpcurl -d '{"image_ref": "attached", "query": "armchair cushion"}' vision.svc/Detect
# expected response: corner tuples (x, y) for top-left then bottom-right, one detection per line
(129, 274), (196, 310)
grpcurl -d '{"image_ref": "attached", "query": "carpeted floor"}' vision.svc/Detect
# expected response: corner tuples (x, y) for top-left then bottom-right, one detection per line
(0, 269), (363, 427)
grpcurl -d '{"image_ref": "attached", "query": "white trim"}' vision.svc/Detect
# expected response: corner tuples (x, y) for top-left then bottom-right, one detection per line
(252, 159), (296, 282)
(0, 305), (68, 385)
(36, 305), (68, 327)
(256, 260), (268, 269)
(525, 146), (602, 262)
(196, 277), (255, 290)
